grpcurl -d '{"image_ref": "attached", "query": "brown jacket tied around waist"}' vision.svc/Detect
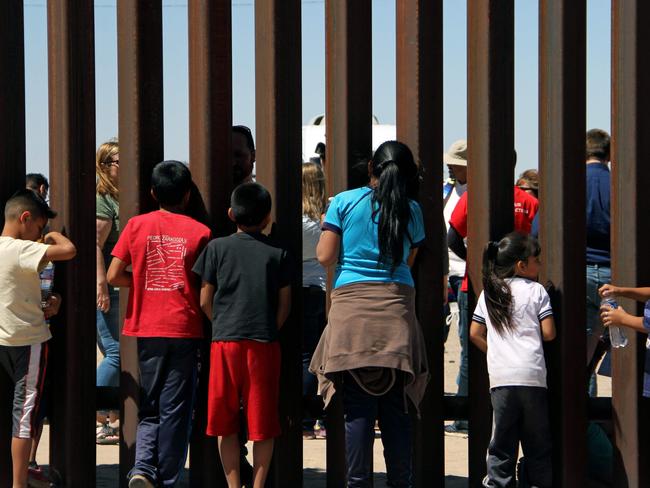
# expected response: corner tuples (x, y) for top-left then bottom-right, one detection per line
(309, 281), (430, 414)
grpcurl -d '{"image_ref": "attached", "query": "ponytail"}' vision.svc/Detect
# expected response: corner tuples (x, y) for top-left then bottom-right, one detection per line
(482, 240), (514, 335)
(370, 141), (418, 273)
(373, 161), (411, 272)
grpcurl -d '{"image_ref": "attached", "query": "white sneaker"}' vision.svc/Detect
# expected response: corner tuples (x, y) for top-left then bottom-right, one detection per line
(129, 474), (154, 488)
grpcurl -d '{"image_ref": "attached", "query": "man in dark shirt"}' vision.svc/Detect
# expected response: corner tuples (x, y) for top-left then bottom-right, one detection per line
(532, 129), (612, 396)
(585, 129), (611, 397)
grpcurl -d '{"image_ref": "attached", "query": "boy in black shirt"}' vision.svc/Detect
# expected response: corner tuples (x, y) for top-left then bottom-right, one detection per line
(193, 182), (291, 488)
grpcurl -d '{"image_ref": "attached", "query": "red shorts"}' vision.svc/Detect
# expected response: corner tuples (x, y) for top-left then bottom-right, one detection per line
(207, 340), (281, 441)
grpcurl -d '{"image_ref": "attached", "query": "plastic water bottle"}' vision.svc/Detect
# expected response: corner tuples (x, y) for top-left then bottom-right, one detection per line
(601, 298), (628, 348)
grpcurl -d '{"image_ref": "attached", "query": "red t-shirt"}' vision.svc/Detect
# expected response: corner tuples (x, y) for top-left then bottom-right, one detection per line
(449, 186), (538, 292)
(112, 210), (212, 338)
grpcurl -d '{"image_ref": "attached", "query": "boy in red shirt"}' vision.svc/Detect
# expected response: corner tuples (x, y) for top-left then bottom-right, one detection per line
(193, 183), (292, 488)
(108, 161), (211, 488)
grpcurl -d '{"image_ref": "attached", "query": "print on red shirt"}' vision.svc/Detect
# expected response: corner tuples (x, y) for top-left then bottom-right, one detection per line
(145, 235), (188, 291)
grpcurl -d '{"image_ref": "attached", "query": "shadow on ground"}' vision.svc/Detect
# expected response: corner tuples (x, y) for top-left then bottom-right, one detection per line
(91, 466), (469, 487)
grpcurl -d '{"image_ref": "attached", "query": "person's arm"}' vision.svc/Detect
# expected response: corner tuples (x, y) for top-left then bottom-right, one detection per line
(96, 218), (112, 312)
(317, 230), (340, 267)
(447, 225), (467, 261)
(107, 257), (132, 288)
(43, 293), (62, 319)
(601, 305), (646, 333)
(469, 321), (488, 353)
(599, 284), (650, 303)
(276, 285), (292, 329)
(407, 248), (419, 267)
(540, 316), (556, 341)
(43, 232), (76, 261)
(199, 282), (215, 320)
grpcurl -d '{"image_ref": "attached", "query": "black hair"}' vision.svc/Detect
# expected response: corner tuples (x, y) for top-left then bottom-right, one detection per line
(151, 161), (192, 206)
(482, 232), (541, 336)
(25, 173), (49, 191)
(370, 141), (418, 272)
(5, 189), (57, 221)
(348, 151), (372, 189)
(230, 182), (272, 227)
(586, 128), (610, 161)
(232, 125), (255, 152)
(315, 142), (326, 159)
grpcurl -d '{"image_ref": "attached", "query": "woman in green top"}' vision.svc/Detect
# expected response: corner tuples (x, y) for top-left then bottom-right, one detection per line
(96, 139), (121, 444)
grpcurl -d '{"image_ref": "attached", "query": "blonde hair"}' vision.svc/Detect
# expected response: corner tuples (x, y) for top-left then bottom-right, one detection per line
(96, 139), (119, 198)
(302, 162), (326, 221)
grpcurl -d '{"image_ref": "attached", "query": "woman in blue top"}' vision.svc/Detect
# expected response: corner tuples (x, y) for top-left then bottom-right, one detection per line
(310, 141), (429, 488)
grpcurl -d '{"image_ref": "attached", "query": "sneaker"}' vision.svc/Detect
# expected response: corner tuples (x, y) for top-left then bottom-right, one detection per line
(313, 422), (326, 439)
(129, 474), (155, 488)
(28, 461), (49, 483)
(96, 424), (119, 445)
(444, 422), (468, 434)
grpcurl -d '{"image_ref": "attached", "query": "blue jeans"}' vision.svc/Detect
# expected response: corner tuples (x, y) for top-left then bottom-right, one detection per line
(443, 275), (464, 344)
(129, 338), (200, 487)
(96, 287), (120, 388)
(456, 289), (469, 397)
(302, 287), (326, 429)
(342, 372), (412, 488)
(586, 264), (611, 397)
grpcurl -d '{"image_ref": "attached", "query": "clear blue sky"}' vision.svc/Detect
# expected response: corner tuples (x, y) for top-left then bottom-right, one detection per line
(23, 0), (611, 179)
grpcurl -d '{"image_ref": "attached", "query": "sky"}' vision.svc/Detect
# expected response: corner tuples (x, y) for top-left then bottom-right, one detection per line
(23, 0), (611, 179)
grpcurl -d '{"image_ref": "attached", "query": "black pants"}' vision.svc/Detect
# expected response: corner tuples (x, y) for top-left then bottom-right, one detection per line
(302, 286), (326, 428)
(342, 372), (412, 488)
(484, 386), (552, 488)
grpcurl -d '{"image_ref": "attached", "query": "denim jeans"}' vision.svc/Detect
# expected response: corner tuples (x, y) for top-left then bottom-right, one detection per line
(96, 287), (120, 388)
(443, 276), (464, 344)
(342, 372), (412, 488)
(456, 289), (469, 397)
(586, 264), (610, 397)
(302, 287), (326, 429)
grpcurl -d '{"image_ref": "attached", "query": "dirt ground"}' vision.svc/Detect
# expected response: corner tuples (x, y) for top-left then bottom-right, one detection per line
(34, 302), (611, 487)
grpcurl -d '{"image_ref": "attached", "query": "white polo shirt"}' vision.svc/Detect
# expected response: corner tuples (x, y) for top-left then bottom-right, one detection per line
(472, 277), (553, 389)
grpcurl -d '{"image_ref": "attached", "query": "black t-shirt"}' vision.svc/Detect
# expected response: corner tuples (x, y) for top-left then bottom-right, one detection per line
(192, 232), (292, 342)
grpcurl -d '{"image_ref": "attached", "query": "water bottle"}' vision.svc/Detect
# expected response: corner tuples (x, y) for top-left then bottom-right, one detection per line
(601, 298), (628, 348)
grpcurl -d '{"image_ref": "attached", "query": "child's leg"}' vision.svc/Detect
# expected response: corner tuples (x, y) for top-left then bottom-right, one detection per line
(12, 437), (31, 487)
(485, 387), (521, 487)
(218, 434), (241, 488)
(129, 338), (167, 484)
(519, 387), (552, 488)
(3, 343), (48, 487)
(157, 339), (200, 486)
(252, 438), (274, 488)
(29, 421), (43, 463)
(243, 341), (281, 486)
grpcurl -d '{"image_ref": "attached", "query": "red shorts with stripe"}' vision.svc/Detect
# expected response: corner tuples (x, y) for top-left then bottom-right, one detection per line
(207, 340), (281, 441)
(0, 342), (48, 439)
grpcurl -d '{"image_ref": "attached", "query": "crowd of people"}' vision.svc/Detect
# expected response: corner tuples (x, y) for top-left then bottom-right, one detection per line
(0, 125), (639, 488)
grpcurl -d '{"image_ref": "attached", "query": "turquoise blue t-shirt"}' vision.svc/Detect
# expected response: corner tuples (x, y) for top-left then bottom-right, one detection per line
(323, 187), (425, 289)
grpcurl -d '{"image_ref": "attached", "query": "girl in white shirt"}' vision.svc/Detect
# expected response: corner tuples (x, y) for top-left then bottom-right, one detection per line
(469, 232), (556, 488)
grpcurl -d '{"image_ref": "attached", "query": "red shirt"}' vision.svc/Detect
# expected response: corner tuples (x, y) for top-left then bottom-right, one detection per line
(112, 210), (211, 338)
(449, 186), (538, 292)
